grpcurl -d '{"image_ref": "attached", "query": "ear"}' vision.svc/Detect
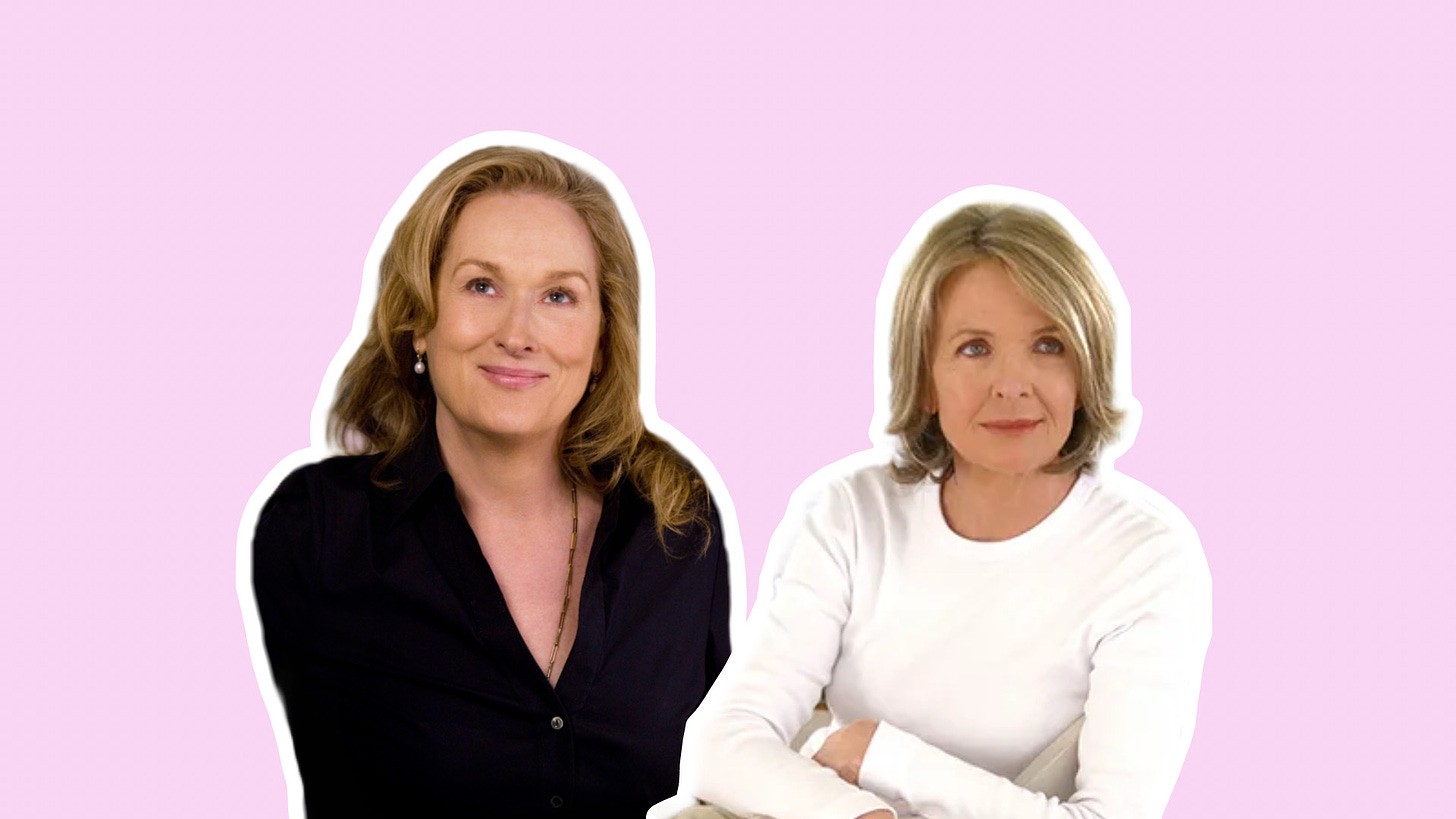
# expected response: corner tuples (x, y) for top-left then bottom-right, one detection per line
(412, 331), (426, 357)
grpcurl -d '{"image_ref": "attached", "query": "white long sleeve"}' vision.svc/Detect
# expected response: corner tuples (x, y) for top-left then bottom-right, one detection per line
(680, 459), (1211, 819)
(680, 473), (893, 819)
(857, 523), (1212, 819)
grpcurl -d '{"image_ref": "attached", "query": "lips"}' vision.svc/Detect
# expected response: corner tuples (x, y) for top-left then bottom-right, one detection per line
(980, 419), (1042, 433)
(480, 365), (548, 388)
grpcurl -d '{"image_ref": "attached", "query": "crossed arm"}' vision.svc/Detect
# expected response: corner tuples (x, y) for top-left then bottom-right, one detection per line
(679, 480), (1212, 819)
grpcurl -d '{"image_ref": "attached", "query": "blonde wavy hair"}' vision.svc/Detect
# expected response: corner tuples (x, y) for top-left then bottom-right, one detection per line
(330, 145), (710, 550)
(888, 203), (1124, 483)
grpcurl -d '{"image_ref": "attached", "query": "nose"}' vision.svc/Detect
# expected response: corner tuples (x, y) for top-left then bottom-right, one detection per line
(495, 296), (537, 355)
(989, 354), (1033, 399)
(991, 379), (1033, 400)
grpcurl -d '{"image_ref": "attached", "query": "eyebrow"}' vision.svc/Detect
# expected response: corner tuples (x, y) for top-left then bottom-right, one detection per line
(542, 269), (594, 290)
(452, 259), (500, 277)
(451, 259), (594, 290)
(947, 324), (1063, 338)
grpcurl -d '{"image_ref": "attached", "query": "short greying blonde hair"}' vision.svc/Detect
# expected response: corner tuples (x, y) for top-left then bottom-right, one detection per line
(887, 203), (1123, 482)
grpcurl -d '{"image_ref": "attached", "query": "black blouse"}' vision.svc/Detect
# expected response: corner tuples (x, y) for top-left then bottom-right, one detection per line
(252, 426), (730, 819)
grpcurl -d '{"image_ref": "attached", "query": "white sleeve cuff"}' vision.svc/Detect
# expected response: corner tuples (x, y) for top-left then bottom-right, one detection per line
(645, 793), (700, 819)
(859, 720), (916, 807)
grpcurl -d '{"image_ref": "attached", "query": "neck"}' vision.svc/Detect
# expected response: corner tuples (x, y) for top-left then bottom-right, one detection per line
(940, 462), (1078, 542)
(433, 409), (573, 521)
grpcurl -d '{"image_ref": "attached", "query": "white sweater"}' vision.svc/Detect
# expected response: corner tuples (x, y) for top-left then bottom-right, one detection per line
(678, 460), (1212, 819)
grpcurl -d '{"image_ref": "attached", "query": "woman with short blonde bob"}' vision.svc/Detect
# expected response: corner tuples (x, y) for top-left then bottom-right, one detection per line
(679, 200), (1210, 819)
(254, 145), (730, 818)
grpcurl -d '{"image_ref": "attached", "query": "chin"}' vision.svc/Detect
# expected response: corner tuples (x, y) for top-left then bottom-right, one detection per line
(458, 410), (554, 441)
(965, 450), (1060, 478)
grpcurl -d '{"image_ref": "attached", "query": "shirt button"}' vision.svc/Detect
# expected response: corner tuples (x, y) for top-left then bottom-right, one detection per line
(550, 716), (564, 730)
(550, 795), (564, 808)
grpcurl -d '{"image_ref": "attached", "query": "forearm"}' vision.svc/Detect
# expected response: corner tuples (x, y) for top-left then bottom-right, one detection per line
(683, 682), (894, 819)
(861, 721), (1105, 819)
(857, 572), (1209, 819)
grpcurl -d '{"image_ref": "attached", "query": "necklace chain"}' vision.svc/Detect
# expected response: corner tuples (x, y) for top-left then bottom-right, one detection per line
(544, 484), (578, 682)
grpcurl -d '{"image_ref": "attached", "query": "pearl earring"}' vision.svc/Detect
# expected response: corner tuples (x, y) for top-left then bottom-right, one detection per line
(413, 352), (426, 375)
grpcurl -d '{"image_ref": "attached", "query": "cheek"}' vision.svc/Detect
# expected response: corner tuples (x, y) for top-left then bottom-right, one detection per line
(574, 326), (603, 364)
(546, 316), (603, 369)
(1045, 368), (1079, 420)
(428, 303), (487, 353)
(931, 368), (985, 419)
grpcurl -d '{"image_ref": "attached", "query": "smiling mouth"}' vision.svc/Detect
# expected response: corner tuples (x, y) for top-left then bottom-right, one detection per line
(480, 366), (548, 388)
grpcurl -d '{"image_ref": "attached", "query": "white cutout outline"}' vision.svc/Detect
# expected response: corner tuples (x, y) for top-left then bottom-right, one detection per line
(655, 186), (1144, 819)
(234, 131), (747, 818)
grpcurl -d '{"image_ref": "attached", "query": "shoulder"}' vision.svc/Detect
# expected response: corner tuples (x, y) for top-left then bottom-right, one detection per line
(763, 452), (915, 569)
(795, 453), (930, 543)
(255, 452), (385, 553)
(623, 431), (717, 537)
(253, 453), (390, 601)
(1083, 471), (1200, 549)
(794, 451), (912, 515)
(261, 453), (381, 517)
(1078, 470), (1210, 596)
(612, 471), (720, 562)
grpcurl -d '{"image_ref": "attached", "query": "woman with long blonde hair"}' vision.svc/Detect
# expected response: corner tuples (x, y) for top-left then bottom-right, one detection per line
(253, 144), (730, 817)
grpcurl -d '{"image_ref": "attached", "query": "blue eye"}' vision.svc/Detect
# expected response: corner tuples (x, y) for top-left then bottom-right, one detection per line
(468, 279), (496, 295)
(957, 340), (991, 357)
(545, 288), (575, 305)
(1034, 337), (1065, 354)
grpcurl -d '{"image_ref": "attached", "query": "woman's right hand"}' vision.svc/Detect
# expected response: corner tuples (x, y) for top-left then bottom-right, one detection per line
(811, 719), (879, 785)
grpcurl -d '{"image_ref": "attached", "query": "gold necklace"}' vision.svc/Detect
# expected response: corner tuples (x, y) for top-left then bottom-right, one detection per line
(544, 484), (578, 682)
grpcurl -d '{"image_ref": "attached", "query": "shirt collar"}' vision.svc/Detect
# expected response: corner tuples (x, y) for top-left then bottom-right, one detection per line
(378, 419), (452, 527)
(377, 419), (632, 534)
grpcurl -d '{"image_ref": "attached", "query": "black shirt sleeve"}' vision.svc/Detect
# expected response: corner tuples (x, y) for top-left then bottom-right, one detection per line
(705, 501), (732, 689)
(253, 467), (318, 660)
(252, 466), (377, 818)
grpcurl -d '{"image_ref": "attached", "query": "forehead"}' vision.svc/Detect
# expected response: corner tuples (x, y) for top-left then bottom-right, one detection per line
(935, 260), (1054, 333)
(443, 192), (599, 281)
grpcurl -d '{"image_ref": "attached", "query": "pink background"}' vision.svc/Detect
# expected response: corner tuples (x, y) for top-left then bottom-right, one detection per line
(3, 3), (1452, 817)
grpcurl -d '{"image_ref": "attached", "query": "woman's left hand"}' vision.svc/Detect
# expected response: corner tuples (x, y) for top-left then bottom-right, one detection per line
(812, 719), (879, 785)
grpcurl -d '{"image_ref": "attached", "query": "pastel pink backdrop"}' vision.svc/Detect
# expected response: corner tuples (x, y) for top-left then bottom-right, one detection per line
(3, 3), (1451, 817)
